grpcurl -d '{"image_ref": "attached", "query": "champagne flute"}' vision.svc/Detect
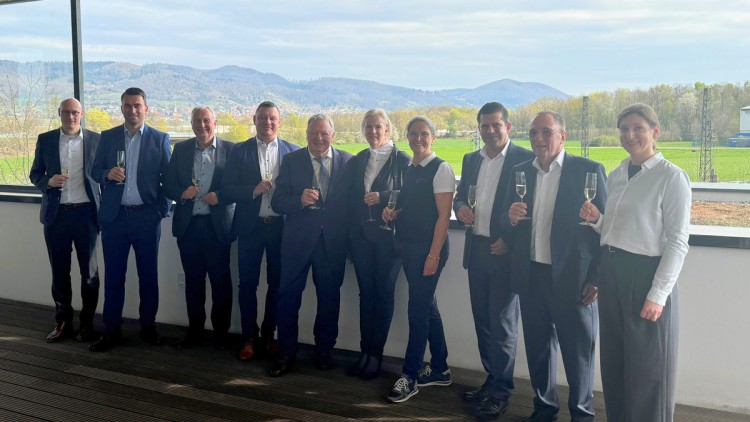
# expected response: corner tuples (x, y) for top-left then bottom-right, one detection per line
(580, 172), (597, 225)
(380, 190), (399, 231)
(365, 184), (375, 222)
(60, 166), (69, 191)
(465, 185), (477, 228)
(116, 150), (126, 185)
(192, 167), (201, 202)
(515, 171), (530, 221)
(309, 173), (322, 210)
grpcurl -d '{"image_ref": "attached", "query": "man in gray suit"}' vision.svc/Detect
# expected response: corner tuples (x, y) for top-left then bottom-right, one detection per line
(29, 98), (101, 343)
(164, 107), (235, 349)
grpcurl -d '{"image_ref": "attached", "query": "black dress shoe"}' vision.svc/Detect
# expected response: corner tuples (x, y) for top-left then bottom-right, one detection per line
(75, 326), (95, 343)
(140, 325), (161, 345)
(175, 331), (204, 349)
(313, 352), (335, 371)
(212, 332), (230, 350)
(46, 322), (73, 343)
(463, 386), (488, 402)
(89, 330), (122, 352)
(359, 355), (382, 381)
(526, 411), (558, 422)
(346, 353), (369, 377)
(478, 397), (510, 419)
(268, 358), (295, 377)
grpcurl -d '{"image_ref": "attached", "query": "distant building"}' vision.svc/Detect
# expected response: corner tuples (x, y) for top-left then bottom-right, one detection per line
(729, 106), (750, 147)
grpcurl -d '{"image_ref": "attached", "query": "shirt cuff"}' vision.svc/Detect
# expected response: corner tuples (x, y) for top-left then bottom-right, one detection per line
(646, 286), (671, 306)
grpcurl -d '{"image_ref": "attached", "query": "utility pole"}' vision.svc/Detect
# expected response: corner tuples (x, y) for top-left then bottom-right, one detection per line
(580, 96), (590, 158)
(699, 88), (714, 182)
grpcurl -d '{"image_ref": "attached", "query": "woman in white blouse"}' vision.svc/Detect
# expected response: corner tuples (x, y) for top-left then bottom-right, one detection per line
(580, 103), (691, 422)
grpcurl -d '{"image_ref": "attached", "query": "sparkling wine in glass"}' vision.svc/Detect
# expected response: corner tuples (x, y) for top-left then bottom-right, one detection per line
(192, 167), (201, 202)
(465, 185), (477, 228)
(60, 166), (69, 191)
(515, 171), (530, 221)
(309, 173), (322, 210)
(116, 150), (126, 185)
(365, 185), (375, 222)
(580, 172), (597, 225)
(380, 190), (399, 231)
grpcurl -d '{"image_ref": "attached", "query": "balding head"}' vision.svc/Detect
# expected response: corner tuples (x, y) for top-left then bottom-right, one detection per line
(58, 98), (83, 136)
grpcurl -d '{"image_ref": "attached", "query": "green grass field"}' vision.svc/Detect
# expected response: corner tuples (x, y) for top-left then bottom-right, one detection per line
(2, 139), (749, 185)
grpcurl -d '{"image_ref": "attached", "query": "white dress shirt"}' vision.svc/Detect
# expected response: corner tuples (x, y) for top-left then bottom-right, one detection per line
(530, 150), (565, 264)
(58, 129), (89, 204)
(595, 153), (691, 305)
(257, 137), (280, 217)
(364, 141), (394, 192)
(472, 142), (508, 237)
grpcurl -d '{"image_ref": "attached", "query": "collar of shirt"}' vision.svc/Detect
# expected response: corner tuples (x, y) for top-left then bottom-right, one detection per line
(59, 128), (83, 142)
(124, 124), (145, 140)
(617, 151), (664, 174)
(257, 137), (278, 148)
(479, 140), (509, 161)
(196, 135), (217, 151)
(369, 141), (394, 157)
(532, 149), (565, 173)
(412, 151), (437, 167)
(308, 147), (333, 160)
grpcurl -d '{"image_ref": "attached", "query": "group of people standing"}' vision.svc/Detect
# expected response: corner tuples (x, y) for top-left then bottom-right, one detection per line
(30, 87), (690, 422)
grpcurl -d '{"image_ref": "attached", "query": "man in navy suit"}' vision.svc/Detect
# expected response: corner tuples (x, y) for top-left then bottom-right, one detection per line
(164, 107), (235, 349)
(89, 87), (172, 352)
(29, 98), (101, 344)
(222, 101), (300, 360)
(268, 114), (354, 377)
(502, 111), (606, 422)
(453, 102), (535, 418)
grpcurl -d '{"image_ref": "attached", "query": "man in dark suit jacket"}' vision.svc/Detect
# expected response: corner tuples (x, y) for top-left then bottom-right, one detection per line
(89, 87), (172, 352)
(29, 98), (101, 344)
(502, 111), (606, 422)
(164, 106), (235, 349)
(221, 100), (300, 360)
(268, 114), (354, 377)
(453, 102), (535, 418)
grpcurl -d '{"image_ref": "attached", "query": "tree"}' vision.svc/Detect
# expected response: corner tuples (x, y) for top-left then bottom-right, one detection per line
(85, 108), (112, 132)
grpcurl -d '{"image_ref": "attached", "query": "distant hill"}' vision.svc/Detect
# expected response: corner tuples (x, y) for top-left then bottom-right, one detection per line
(0, 60), (569, 113)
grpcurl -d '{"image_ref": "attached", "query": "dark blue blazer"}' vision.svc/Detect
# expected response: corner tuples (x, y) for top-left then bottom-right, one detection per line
(29, 128), (101, 226)
(92, 124), (172, 223)
(221, 137), (300, 238)
(500, 152), (607, 302)
(347, 145), (411, 243)
(271, 147), (354, 279)
(164, 137), (236, 245)
(453, 141), (535, 269)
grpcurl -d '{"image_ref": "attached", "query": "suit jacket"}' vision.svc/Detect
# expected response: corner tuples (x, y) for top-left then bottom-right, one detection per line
(271, 147), (354, 279)
(92, 124), (172, 223)
(453, 141), (535, 269)
(164, 137), (236, 245)
(347, 145), (411, 243)
(500, 152), (607, 302)
(29, 128), (101, 226)
(221, 137), (300, 238)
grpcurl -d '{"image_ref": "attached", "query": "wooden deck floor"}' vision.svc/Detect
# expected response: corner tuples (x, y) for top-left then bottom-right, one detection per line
(0, 298), (747, 422)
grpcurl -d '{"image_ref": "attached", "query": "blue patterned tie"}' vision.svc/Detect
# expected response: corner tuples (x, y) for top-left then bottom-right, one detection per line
(315, 156), (330, 201)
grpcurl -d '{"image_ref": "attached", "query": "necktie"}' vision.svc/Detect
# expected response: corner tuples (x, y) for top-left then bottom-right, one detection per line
(315, 156), (330, 201)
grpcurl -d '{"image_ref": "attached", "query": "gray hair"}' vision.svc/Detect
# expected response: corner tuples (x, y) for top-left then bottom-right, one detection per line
(190, 106), (215, 121)
(533, 110), (566, 132)
(360, 108), (393, 137)
(405, 115), (437, 137)
(307, 113), (335, 131)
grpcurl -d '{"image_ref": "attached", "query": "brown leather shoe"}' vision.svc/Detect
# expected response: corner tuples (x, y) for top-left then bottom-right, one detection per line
(238, 340), (255, 361)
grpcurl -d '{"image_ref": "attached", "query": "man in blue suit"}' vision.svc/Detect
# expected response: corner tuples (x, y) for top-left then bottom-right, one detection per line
(502, 111), (606, 422)
(268, 114), (354, 377)
(453, 102), (535, 418)
(29, 98), (101, 344)
(222, 101), (300, 360)
(89, 87), (172, 352)
(164, 107), (235, 349)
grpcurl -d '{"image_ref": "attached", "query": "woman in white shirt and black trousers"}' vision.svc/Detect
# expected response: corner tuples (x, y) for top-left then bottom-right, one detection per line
(580, 103), (691, 422)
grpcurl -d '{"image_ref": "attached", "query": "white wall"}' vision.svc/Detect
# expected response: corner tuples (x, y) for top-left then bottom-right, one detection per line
(1, 200), (748, 414)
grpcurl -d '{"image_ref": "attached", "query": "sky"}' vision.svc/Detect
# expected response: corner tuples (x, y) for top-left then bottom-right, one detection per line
(1, 0), (750, 96)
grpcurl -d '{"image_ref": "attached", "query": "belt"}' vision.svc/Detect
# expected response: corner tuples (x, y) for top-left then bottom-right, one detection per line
(60, 202), (91, 210)
(120, 204), (144, 211)
(605, 244), (627, 253)
(258, 216), (280, 224)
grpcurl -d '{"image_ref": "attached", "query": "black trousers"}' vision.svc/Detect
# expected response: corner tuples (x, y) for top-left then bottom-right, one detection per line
(43, 203), (100, 328)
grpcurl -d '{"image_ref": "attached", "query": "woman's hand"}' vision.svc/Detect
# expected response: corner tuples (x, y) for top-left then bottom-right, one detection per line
(579, 201), (601, 223)
(640, 299), (664, 321)
(381, 207), (399, 223)
(363, 191), (380, 205)
(423, 254), (439, 276)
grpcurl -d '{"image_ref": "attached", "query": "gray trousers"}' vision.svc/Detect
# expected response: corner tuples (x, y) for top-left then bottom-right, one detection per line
(599, 247), (679, 422)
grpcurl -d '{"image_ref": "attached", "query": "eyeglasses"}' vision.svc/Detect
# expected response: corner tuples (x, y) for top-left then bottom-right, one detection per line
(529, 128), (562, 139)
(60, 111), (81, 117)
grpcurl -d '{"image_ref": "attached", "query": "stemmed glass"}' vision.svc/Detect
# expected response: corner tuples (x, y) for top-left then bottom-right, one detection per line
(365, 185), (375, 222)
(60, 166), (69, 192)
(465, 185), (477, 228)
(192, 167), (201, 202)
(515, 171), (530, 221)
(309, 173), (322, 210)
(116, 151), (126, 185)
(380, 190), (399, 231)
(580, 172), (597, 225)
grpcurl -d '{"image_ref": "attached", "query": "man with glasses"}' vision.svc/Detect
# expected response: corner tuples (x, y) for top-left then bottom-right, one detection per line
(30, 98), (101, 344)
(89, 87), (172, 352)
(502, 111), (607, 422)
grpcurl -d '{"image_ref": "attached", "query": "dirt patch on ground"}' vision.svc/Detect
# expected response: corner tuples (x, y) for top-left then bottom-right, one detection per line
(691, 201), (750, 227)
